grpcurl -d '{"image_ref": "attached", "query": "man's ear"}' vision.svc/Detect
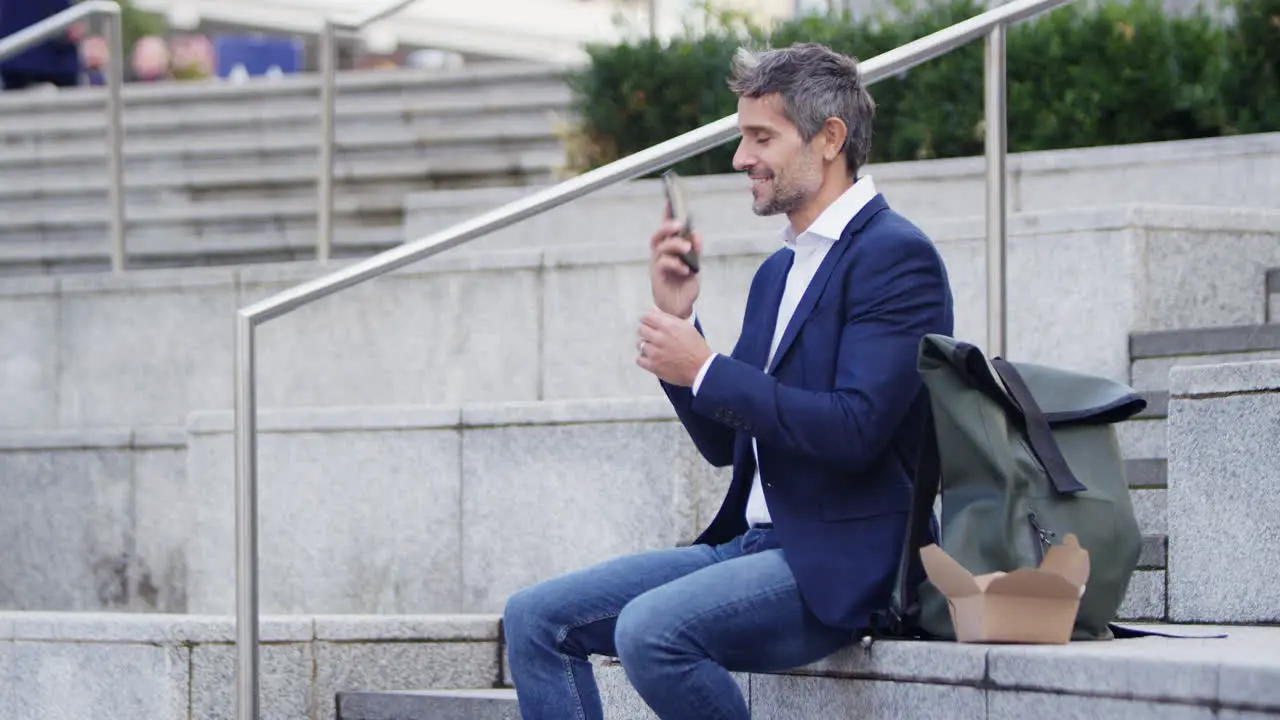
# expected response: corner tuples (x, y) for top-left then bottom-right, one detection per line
(821, 117), (849, 163)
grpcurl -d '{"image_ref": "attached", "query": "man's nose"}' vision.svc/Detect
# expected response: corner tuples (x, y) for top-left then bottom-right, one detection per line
(732, 141), (753, 172)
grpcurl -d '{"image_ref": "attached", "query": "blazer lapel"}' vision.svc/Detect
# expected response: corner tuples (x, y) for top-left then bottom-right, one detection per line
(765, 195), (889, 376)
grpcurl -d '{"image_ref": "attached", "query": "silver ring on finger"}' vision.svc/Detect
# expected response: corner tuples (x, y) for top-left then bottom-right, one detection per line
(638, 340), (647, 357)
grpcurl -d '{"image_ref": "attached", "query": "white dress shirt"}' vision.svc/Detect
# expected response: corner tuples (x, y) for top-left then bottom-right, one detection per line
(691, 176), (879, 527)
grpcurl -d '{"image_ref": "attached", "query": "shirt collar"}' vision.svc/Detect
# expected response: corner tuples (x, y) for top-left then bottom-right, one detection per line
(781, 175), (878, 250)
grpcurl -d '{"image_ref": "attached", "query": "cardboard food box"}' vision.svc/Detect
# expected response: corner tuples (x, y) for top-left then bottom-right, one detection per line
(920, 533), (1091, 644)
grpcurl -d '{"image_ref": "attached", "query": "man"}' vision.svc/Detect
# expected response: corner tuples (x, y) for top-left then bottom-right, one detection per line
(0, 0), (81, 91)
(503, 42), (954, 719)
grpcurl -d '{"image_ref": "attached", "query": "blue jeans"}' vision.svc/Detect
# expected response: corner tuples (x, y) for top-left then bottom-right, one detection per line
(502, 528), (853, 719)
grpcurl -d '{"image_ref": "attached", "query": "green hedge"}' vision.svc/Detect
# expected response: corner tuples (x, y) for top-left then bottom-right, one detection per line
(565, 0), (1280, 175)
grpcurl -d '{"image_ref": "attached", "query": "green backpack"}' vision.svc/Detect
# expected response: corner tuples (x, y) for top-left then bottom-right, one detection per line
(888, 334), (1146, 641)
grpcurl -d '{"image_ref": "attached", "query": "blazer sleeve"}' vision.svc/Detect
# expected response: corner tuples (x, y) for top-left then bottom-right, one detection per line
(688, 228), (951, 476)
(661, 316), (736, 468)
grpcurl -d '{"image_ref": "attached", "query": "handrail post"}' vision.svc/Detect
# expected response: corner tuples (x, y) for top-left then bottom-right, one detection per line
(317, 18), (337, 263)
(234, 312), (261, 720)
(104, 8), (127, 274)
(984, 23), (1008, 358)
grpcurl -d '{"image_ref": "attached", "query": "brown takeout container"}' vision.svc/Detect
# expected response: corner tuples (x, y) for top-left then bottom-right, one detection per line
(920, 533), (1091, 645)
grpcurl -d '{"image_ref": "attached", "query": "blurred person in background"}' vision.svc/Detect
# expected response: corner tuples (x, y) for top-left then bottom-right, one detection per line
(131, 34), (170, 82)
(0, 0), (83, 91)
(170, 33), (214, 80)
(80, 33), (108, 86)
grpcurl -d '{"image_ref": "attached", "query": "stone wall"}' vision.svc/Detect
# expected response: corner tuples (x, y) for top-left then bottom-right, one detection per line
(1167, 359), (1280, 623)
(3, 204), (1278, 432)
(0, 612), (502, 720)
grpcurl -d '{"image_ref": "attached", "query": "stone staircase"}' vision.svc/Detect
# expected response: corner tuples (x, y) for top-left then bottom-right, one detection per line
(2, 127), (1280, 716)
(0, 63), (571, 275)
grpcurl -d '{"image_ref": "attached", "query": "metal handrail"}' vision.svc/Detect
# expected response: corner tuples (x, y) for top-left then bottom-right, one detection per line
(316, 0), (424, 264)
(0, 0), (127, 273)
(234, 0), (1074, 714)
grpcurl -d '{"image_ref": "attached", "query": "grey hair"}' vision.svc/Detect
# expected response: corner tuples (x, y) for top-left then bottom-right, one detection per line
(728, 43), (876, 177)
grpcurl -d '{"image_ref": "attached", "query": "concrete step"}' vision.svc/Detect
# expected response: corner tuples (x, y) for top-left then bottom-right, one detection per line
(0, 119), (562, 173)
(0, 81), (570, 143)
(0, 225), (405, 276)
(0, 611), (505, 720)
(594, 626), (1280, 719)
(407, 131), (1280, 254)
(0, 153), (546, 209)
(337, 689), (519, 720)
(0, 62), (569, 124)
(1129, 324), (1280, 392)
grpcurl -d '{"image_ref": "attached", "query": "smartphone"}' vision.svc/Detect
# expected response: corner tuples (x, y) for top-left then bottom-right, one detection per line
(662, 169), (700, 273)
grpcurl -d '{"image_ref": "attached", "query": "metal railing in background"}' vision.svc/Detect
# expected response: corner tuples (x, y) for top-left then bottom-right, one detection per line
(234, 0), (1068, 713)
(0, 0), (127, 273)
(316, 0), (423, 264)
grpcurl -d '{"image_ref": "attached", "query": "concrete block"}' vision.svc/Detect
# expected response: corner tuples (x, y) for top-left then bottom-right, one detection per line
(0, 449), (133, 611)
(244, 265), (541, 410)
(1117, 418), (1167, 459)
(185, 422), (463, 615)
(3, 641), (188, 720)
(1141, 221), (1280, 332)
(1168, 362), (1280, 623)
(459, 411), (708, 613)
(191, 642), (313, 720)
(1000, 226), (1143, 382)
(987, 692), (1213, 720)
(1013, 134), (1280, 212)
(313, 614), (500, 642)
(338, 689), (520, 720)
(595, 662), (658, 720)
(1131, 351), (1280, 393)
(313, 639), (501, 720)
(1130, 324), (1280, 360)
(594, 661), (748, 720)
(1169, 356), (1280, 396)
(4, 612), (311, 643)
(1131, 489), (1167, 535)
(406, 133), (1280, 255)
(987, 639), (1219, 704)
(56, 283), (236, 427)
(1219, 653), (1280, 712)
(0, 294), (57, 429)
(749, 674), (986, 719)
(798, 640), (988, 683)
(1118, 570), (1166, 621)
(131, 447), (190, 612)
(540, 248), (765, 401)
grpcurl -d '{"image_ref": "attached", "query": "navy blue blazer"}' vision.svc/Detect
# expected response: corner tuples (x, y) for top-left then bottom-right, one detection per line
(662, 194), (954, 631)
(0, 0), (79, 78)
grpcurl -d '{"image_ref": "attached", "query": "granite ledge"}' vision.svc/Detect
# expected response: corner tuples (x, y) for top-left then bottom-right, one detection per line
(185, 405), (464, 436)
(921, 203), (1280, 244)
(0, 426), (185, 452)
(460, 396), (676, 427)
(1170, 360), (1280, 398)
(0, 613), (314, 643)
(313, 614), (501, 642)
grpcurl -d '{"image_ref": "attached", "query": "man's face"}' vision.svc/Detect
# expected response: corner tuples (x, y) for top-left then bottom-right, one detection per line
(732, 93), (824, 217)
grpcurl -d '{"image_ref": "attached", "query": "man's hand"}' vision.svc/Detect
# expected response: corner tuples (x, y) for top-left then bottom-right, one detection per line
(650, 211), (703, 320)
(636, 308), (713, 386)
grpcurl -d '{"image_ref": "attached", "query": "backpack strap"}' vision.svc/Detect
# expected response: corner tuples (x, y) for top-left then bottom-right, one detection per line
(989, 358), (1088, 495)
(886, 405), (941, 636)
